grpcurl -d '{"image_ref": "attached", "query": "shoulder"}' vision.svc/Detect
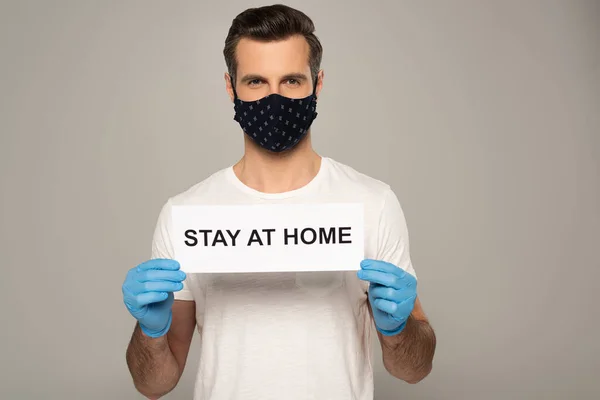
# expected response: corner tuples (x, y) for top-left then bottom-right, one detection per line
(167, 167), (232, 207)
(324, 157), (395, 203)
(323, 158), (408, 234)
(152, 166), (233, 224)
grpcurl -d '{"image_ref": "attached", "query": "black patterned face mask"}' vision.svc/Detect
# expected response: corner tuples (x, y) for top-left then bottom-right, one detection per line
(231, 79), (318, 153)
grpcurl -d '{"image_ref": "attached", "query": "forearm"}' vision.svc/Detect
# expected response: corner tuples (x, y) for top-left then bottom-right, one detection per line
(126, 323), (181, 399)
(378, 315), (436, 383)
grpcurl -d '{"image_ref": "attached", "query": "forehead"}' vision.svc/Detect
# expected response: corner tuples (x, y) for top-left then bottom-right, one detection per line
(235, 35), (311, 76)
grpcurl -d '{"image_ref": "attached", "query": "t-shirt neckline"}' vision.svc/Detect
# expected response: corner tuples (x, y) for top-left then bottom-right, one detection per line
(226, 156), (330, 200)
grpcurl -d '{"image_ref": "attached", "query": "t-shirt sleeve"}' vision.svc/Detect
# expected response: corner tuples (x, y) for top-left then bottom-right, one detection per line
(151, 199), (195, 301)
(375, 187), (417, 279)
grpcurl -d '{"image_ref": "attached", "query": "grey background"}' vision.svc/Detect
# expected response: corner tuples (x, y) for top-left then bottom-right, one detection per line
(1, 0), (598, 399)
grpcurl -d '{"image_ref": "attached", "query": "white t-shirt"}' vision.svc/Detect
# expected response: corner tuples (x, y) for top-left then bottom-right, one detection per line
(151, 157), (416, 400)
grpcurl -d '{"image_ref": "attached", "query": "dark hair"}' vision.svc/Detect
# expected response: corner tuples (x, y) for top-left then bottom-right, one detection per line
(223, 4), (323, 86)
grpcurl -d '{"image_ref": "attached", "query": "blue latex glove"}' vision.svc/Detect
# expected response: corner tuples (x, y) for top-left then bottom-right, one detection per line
(122, 259), (186, 338)
(357, 259), (417, 336)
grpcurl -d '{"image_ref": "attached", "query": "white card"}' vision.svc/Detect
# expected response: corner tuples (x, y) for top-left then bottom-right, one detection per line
(171, 203), (364, 273)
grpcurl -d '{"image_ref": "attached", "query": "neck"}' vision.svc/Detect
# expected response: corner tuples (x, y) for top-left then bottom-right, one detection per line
(233, 132), (322, 194)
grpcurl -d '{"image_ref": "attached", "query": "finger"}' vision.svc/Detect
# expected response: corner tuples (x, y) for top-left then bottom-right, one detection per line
(134, 281), (184, 295)
(139, 269), (186, 283)
(136, 291), (169, 307)
(360, 259), (406, 278)
(370, 285), (402, 302)
(372, 298), (402, 317)
(393, 296), (416, 319)
(137, 259), (180, 271)
(357, 270), (401, 289)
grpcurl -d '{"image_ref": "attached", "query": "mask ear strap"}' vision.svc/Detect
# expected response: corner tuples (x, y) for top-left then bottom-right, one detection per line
(312, 74), (319, 95)
(230, 75), (238, 100)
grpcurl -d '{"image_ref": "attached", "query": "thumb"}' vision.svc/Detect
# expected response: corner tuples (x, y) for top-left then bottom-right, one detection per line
(154, 292), (175, 312)
(135, 291), (169, 308)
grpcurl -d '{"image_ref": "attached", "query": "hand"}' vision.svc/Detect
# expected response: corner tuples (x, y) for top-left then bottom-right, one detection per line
(122, 259), (186, 338)
(357, 259), (417, 336)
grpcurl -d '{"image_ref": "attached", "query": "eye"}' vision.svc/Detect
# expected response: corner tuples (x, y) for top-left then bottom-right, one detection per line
(248, 79), (263, 87)
(286, 79), (300, 86)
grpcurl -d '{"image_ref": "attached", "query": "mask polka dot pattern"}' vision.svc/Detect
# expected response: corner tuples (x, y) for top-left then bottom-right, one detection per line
(233, 93), (318, 152)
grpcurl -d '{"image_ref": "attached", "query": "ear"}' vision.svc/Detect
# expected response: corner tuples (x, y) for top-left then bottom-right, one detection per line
(315, 70), (324, 99)
(224, 72), (235, 102)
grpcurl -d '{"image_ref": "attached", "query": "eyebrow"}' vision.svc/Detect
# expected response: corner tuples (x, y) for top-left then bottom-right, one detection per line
(239, 73), (309, 84)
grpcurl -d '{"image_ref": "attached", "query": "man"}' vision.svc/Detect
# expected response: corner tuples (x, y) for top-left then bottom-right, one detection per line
(122, 4), (436, 399)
